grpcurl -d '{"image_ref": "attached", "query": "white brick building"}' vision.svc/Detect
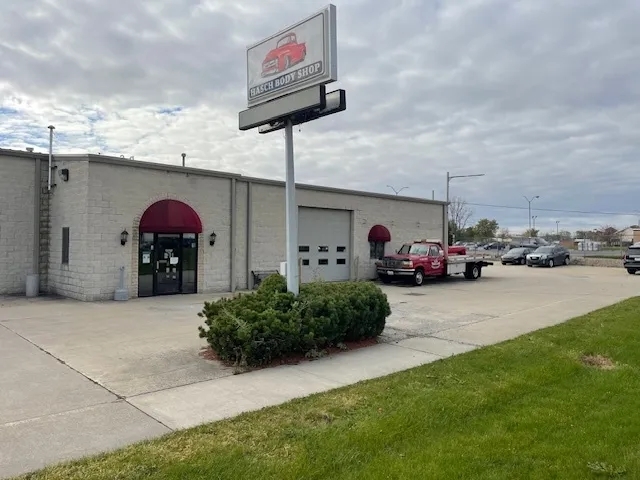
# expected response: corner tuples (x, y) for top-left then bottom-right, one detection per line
(0, 148), (446, 301)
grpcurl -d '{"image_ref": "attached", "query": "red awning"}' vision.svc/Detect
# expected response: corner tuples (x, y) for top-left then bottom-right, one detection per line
(139, 199), (203, 233)
(368, 224), (391, 242)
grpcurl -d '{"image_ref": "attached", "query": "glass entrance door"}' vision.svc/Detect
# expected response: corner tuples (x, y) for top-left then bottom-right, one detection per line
(138, 233), (199, 297)
(155, 234), (182, 295)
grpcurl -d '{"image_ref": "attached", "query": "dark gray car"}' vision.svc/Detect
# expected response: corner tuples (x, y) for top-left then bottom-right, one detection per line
(501, 247), (533, 265)
(526, 245), (570, 268)
(623, 243), (640, 275)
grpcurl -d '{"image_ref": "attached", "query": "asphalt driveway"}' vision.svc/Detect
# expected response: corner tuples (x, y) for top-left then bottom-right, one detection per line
(1, 264), (637, 478)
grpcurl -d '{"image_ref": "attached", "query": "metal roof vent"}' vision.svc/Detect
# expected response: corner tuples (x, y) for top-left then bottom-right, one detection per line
(26, 147), (34, 152)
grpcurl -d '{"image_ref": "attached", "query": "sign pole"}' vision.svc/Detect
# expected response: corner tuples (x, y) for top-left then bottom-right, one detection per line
(284, 118), (299, 294)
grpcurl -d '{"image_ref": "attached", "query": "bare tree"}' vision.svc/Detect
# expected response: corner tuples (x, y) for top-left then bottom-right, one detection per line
(449, 196), (474, 232)
(498, 228), (510, 241)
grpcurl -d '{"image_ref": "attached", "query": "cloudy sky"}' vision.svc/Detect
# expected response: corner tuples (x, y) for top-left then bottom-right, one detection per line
(1, 0), (639, 234)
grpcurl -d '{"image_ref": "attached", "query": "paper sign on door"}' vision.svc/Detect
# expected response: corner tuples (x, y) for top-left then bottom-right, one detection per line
(142, 252), (151, 264)
(170, 257), (179, 265)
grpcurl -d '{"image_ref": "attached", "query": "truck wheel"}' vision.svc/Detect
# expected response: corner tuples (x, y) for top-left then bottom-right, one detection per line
(464, 264), (480, 280)
(379, 274), (392, 284)
(413, 269), (425, 286)
(627, 269), (637, 275)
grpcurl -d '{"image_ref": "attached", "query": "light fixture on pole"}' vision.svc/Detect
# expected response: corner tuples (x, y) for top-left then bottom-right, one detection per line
(387, 185), (408, 196)
(523, 195), (540, 231)
(532, 215), (538, 230)
(444, 171), (485, 257)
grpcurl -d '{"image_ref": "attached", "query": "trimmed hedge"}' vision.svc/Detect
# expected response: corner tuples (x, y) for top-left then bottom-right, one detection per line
(198, 274), (391, 367)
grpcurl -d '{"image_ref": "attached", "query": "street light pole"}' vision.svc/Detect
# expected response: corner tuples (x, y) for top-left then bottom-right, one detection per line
(523, 195), (540, 231)
(556, 220), (560, 236)
(532, 215), (538, 230)
(445, 171), (485, 257)
(387, 185), (408, 196)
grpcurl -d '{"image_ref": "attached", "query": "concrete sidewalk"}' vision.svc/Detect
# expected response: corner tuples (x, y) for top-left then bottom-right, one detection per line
(1, 265), (638, 478)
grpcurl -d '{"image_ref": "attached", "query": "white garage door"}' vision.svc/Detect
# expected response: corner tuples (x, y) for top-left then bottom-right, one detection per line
(298, 207), (351, 283)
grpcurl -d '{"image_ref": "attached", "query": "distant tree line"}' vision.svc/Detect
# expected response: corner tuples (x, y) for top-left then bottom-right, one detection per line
(448, 197), (624, 246)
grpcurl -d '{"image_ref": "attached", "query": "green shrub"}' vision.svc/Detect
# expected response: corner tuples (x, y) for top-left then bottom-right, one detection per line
(198, 274), (391, 367)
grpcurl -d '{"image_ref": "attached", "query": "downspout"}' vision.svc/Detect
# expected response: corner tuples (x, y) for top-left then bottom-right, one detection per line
(33, 155), (41, 273)
(26, 151), (42, 297)
(246, 182), (253, 289)
(229, 178), (237, 293)
(47, 125), (55, 191)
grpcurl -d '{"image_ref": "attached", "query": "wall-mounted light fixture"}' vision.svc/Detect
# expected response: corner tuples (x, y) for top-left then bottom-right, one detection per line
(120, 229), (129, 246)
(59, 168), (69, 182)
(209, 231), (217, 246)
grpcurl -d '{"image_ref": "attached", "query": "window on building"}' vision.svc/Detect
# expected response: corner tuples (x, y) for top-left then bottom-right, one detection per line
(62, 227), (70, 264)
(337, 258), (346, 265)
(299, 245), (310, 252)
(302, 259), (310, 266)
(318, 259), (329, 265)
(369, 241), (385, 260)
(368, 224), (391, 260)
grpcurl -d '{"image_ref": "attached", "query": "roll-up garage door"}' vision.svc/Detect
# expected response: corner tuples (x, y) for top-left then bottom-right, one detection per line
(298, 207), (351, 283)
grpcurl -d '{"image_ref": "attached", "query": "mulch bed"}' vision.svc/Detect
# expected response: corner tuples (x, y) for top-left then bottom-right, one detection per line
(199, 337), (379, 372)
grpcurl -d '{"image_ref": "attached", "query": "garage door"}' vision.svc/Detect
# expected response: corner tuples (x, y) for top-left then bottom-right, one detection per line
(298, 207), (351, 283)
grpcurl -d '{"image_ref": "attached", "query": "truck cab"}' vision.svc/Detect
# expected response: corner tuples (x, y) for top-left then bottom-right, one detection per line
(377, 240), (448, 284)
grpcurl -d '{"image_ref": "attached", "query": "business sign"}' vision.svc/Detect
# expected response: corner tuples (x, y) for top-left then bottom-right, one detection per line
(246, 4), (337, 108)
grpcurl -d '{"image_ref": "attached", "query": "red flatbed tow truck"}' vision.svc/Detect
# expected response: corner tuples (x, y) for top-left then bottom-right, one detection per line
(376, 239), (494, 286)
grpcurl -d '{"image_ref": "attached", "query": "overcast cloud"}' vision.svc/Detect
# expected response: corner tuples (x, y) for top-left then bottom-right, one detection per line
(1, 0), (639, 234)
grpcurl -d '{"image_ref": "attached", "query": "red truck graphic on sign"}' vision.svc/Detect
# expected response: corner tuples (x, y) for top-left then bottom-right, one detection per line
(261, 32), (307, 78)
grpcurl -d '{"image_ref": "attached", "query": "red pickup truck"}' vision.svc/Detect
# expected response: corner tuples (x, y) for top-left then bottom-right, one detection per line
(261, 32), (307, 77)
(376, 239), (493, 286)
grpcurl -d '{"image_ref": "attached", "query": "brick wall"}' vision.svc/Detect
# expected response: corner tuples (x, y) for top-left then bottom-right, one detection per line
(0, 154), (37, 294)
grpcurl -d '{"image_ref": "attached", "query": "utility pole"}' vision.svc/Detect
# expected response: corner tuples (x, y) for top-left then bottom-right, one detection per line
(523, 195), (540, 231)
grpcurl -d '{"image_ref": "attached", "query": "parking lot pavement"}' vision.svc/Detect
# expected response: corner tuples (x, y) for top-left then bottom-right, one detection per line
(1, 264), (638, 477)
(379, 263), (638, 347)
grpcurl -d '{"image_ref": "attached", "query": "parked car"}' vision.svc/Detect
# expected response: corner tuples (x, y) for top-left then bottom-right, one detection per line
(484, 242), (506, 250)
(526, 245), (570, 268)
(623, 243), (640, 275)
(501, 247), (534, 265)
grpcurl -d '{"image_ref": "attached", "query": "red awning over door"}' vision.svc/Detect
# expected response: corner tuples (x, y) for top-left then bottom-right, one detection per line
(368, 224), (391, 242)
(139, 199), (203, 233)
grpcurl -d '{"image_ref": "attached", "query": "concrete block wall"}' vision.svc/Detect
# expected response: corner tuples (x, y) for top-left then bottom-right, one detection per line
(235, 181), (248, 290)
(39, 161), (51, 290)
(247, 183), (445, 281)
(298, 187), (444, 280)
(47, 160), (91, 300)
(86, 161), (233, 300)
(0, 154), (37, 294)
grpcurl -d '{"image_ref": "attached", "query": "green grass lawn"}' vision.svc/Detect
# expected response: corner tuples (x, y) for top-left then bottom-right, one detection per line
(20, 298), (640, 480)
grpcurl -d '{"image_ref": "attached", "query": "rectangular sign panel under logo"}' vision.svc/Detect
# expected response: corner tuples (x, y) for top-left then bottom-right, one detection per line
(246, 4), (337, 108)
